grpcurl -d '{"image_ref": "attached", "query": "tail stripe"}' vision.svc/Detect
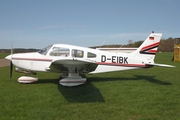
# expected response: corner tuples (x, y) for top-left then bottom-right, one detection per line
(140, 42), (160, 55)
(141, 42), (160, 51)
(147, 50), (157, 53)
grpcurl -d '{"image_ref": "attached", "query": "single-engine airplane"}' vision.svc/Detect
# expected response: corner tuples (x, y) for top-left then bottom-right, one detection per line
(5, 32), (174, 86)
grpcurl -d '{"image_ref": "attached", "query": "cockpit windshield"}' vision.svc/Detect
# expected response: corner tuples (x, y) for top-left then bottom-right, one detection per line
(38, 45), (52, 55)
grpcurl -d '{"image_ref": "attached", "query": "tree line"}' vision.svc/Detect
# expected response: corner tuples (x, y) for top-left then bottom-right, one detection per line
(91, 37), (177, 52)
(0, 37), (178, 53)
(0, 48), (39, 53)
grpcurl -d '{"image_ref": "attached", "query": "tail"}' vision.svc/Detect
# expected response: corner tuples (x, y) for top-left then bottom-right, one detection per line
(131, 32), (162, 62)
(131, 32), (174, 67)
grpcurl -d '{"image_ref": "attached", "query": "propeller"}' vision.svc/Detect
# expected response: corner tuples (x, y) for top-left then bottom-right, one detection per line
(10, 61), (13, 78)
(10, 42), (13, 78)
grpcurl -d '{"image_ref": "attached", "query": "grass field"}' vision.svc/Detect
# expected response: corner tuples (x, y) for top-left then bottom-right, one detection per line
(0, 52), (180, 120)
(0, 53), (9, 59)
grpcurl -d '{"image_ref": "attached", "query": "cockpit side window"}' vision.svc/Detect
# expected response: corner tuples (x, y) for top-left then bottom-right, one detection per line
(72, 49), (84, 58)
(87, 52), (96, 58)
(50, 47), (69, 57)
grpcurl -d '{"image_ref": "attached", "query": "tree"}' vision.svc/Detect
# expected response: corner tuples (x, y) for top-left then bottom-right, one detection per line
(128, 39), (134, 47)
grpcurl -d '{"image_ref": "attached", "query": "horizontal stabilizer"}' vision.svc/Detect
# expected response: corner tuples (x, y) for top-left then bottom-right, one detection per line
(146, 63), (175, 68)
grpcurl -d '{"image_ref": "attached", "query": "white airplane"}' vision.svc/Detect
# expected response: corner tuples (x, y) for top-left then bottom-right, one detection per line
(5, 32), (174, 86)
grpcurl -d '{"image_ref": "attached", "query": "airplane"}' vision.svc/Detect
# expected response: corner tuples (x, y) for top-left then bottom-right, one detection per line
(5, 31), (175, 86)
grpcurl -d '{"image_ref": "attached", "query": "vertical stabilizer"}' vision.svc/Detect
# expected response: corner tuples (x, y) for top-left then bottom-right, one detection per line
(130, 32), (162, 62)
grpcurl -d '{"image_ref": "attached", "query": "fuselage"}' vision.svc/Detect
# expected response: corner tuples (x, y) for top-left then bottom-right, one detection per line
(6, 44), (151, 74)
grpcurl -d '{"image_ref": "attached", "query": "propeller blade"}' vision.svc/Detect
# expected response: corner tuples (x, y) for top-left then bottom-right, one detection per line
(10, 42), (13, 78)
(10, 61), (13, 78)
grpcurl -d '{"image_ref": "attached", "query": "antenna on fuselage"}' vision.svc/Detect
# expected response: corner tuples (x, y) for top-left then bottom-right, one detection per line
(99, 40), (106, 48)
(117, 44), (124, 53)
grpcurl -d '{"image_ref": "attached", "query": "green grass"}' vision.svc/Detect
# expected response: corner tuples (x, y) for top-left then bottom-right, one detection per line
(0, 52), (180, 120)
(0, 53), (9, 59)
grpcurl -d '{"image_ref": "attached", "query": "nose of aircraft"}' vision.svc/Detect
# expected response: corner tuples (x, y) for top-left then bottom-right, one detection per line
(5, 55), (12, 61)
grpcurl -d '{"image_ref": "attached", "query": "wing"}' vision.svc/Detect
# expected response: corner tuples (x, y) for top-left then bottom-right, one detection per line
(48, 58), (98, 73)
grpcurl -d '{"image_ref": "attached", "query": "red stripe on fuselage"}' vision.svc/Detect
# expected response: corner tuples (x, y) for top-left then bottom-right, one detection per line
(12, 57), (53, 62)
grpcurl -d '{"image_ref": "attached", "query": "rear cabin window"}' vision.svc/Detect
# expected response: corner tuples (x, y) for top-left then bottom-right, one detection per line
(87, 52), (96, 58)
(50, 47), (69, 57)
(72, 49), (84, 58)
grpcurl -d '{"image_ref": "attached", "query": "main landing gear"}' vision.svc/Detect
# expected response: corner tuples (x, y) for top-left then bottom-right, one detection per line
(59, 67), (86, 87)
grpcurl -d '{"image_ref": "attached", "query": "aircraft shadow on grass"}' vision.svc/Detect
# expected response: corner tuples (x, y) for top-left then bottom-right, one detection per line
(37, 74), (171, 103)
(133, 75), (172, 85)
(58, 82), (105, 103)
(37, 78), (105, 103)
(89, 75), (172, 85)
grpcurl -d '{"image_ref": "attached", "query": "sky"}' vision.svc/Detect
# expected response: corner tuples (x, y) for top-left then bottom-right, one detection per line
(1, 0), (180, 49)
